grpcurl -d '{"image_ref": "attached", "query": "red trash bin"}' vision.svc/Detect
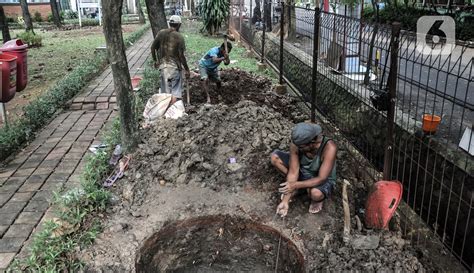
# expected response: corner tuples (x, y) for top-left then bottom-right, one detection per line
(1, 39), (28, 92)
(0, 52), (17, 103)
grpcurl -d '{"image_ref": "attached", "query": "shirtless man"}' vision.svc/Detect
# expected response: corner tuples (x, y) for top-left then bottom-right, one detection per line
(151, 15), (190, 102)
(271, 123), (337, 217)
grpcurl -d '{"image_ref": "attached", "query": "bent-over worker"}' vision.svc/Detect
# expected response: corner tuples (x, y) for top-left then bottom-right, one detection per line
(198, 42), (232, 103)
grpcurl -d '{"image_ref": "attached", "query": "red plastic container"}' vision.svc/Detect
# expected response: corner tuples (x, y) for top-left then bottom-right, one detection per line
(0, 52), (17, 103)
(365, 180), (403, 229)
(131, 76), (142, 89)
(1, 39), (28, 92)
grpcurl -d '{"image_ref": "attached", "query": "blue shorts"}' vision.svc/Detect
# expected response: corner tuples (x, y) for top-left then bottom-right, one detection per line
(272, 150), (334, 199)
(199, 65), (221, 82)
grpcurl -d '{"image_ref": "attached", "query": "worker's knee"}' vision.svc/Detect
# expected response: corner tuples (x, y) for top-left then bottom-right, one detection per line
(310, 188), (324, 201)
(270, 153), (281, 166)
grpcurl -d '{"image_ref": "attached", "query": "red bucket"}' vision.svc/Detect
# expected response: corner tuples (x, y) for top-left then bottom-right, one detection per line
(131, 76), (142, 89)
(365, 180), (403, 229)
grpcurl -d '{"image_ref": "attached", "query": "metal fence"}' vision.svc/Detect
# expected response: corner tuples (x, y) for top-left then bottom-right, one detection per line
(231, 1), (473, 270)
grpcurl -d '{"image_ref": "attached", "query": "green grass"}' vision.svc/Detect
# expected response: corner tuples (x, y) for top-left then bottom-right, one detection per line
(5, 25), (142, 90)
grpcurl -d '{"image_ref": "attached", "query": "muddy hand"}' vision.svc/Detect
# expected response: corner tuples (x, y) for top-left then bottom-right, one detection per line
(276, 202), (289, 217)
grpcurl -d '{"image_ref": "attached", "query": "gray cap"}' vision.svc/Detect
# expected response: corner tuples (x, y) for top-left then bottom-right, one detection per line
(291, 123), (322, 146)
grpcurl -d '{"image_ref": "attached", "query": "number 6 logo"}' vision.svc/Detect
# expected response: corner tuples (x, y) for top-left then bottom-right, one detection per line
(416, 16), (456, 56)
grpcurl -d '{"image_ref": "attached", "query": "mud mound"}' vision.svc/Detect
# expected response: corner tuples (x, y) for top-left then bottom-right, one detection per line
(128, 100), (293, 199)
(186, 68), (304, 121)
(311, 231), (425, 271)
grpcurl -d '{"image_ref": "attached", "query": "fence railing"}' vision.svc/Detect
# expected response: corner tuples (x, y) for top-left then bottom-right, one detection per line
(230, 1), (473, 270)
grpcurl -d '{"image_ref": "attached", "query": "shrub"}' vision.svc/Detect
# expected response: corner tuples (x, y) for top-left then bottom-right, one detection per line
(16, 31), (42, 47)
(47, 12), (64, 23)
(6, 17), (15, 23)
(33, 11), (43, 22)
(199, 0), (229, 35)
(63, 9), (78, 19)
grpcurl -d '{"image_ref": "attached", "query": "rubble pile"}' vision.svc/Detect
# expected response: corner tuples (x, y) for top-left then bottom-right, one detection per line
(311, 231), (426, 271)
(128, 100), (293, 194)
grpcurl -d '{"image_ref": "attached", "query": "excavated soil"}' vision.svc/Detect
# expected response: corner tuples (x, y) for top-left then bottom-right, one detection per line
(77, 69), (434, 272)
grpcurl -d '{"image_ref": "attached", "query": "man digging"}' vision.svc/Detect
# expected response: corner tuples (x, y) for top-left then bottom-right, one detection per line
(198, 42), (233, 103)
(151, 15), (190, 103)
(271, 123), (337, 217)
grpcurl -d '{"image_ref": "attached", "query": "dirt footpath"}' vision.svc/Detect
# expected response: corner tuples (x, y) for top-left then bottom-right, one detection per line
(77, 69), (432, 272)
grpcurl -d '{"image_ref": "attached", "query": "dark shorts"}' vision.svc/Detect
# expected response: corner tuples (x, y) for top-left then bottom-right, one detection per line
(199, 65), (221, 82)
(272, 150), (335, 199)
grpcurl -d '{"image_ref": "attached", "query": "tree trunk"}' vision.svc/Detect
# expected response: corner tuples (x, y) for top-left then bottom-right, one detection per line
(19, 0), (34, 32)
(137, 0), (146, 24)
(264, 0), (272, 31)
(50, 0), (62, 28)
(283, 0), (296, 40)
(145, 0), (168, 37)
(102, 0), (137, 152)
(191, 0), (196, 16)
(364, 0), (379, 85)
(0, 6), (11, 42)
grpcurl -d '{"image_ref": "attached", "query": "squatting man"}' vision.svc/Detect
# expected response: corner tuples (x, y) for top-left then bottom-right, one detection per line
(271, 123), (337, 216)
(150, 15), (190, 103)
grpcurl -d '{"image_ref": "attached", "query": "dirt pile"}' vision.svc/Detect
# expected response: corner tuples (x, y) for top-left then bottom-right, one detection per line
(129, 100), (293, 197)
(311, 231), (425, 271)
(186, 68), (306, 121)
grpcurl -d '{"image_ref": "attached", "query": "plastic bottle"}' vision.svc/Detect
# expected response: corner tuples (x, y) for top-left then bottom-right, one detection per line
(109, 144), (122, 166)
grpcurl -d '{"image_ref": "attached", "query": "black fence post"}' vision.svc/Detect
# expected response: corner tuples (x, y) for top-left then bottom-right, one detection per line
(279, 2), (285, 84)
(383, 22), (401, 181)
(261, 0), (266, 63)
(311, 7), (320, 123)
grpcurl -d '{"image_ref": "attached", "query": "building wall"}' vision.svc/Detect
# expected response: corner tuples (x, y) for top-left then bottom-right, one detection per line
(2, 3), (51, 19)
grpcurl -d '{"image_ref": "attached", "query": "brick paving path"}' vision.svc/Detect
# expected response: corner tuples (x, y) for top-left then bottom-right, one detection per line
(0, 30), (153, 271)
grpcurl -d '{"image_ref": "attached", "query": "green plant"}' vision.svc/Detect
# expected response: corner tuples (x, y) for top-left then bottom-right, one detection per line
(16, 31), (42, 47)
(47, 12), (64, 23)
(33, 11), (43, 22)
(199, 0), (229, 35)
(63, 10), (78, 19)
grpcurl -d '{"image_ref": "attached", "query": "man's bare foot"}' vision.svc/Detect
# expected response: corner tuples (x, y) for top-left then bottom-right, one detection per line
(276, 201), (289, 217)
(206, 97), (211, 104)
(309, 200), (324, 214)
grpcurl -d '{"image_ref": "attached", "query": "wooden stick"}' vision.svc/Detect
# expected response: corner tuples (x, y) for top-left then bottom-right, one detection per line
(342, 179), (351, 243)
(186, 79), (190, 106)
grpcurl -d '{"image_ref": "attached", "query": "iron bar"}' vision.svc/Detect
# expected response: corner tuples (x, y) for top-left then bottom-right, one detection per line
(310, 8), (320, 123)
(382, 22), (401, 181)
(261, 0), (266, 63)
(279, 3), (284, 84)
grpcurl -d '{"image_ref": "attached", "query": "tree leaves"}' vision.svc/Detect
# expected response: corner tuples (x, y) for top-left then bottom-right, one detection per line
(199, 0), (229, 35)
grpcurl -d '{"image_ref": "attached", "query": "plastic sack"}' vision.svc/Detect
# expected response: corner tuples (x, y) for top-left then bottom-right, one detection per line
(143, 93), (173, 122)
(165, 100), (186, 119)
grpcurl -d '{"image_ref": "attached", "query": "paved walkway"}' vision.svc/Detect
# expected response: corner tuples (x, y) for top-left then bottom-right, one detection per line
(0, 30), (153, 271)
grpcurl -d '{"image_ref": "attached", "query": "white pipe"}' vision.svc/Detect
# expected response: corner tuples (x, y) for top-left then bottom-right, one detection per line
(77, 0), (82, 27)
